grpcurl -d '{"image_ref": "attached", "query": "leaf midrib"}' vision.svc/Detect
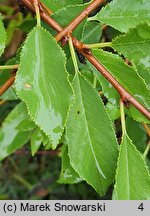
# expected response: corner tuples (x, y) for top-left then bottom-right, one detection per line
(82, 24), (100, 41)
(76, 74), (106, 182)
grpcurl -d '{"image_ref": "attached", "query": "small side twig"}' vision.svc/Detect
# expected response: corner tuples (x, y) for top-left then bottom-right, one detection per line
(40, 2), (53, 15)
(143, 140), (150, 159)
(32, 0), (41, 26)
(143, 123), (150, 138)
(0, 64), (19, 70)
(0, 75), (15, 96)
(0, 100), (6, 106)
(120, 99), (126, 135)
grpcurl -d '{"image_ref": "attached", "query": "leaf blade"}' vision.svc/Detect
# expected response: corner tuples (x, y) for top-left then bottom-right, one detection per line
(67, 73), (118, 195)
(0, 102), (33, 161)
(93, 49), (150, 123)
(15, 27), (73, 148)
(41, 0), (83, 12)
(91, 0), (150, 32)
(51, 4), (87, 40)
(31, 128), (43, 156)
(113, 133), (150, 200)
(58, 145), (82, 184)
(111, 23), (150, 88)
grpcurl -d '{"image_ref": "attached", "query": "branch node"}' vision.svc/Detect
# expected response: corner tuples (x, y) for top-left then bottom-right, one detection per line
(10, 69), (17, 75)
(38, 3), (45, 13)
(76, 50), (86, 64)
(61, 36), (69, 46)
(123, 99), (130, 109)
(39, 2), (52, 15)
(82, 47), (92, 55)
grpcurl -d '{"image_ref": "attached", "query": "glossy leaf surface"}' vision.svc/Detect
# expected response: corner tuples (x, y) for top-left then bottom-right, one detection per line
(111, 23), (150, 88)
(58, 145), (82, 184)
(15, 27), (73, 148)
(67, 73), (118, 195)
(92, 0), (150, 32)
(113, 133), (150, 200)
(0, 103), (32, 161)
(0, 14), (6, 57)
(93, 49), (150, 123)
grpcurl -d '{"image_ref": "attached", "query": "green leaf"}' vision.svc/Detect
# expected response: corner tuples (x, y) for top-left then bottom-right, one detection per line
(67, 73), (118, 195)
(58, 145), (82, 184)
(88, 61), (120, 107)
(31, 127), (51, 155)
(113, 133), (150, 200)
(126, 117), (147, 153)
(16, 119), (36, 132)
(82, 21), (102, 44)
(44, 141), (52, 150)
(146, 158), (150, 173)
(91, 0), (150, 32)
(0, 14), (6, 57)
(111, 23), (150, 88)
(106, 102), (120, 121)
(51, 4), (87, 40)
(15, 27), (73, 149)
(42, 4), (88, 60)
(41, 0), (83, 12)
(93, 49), (150, 123)
(0, 102), (32, 161)
(31, 128), (43, 156)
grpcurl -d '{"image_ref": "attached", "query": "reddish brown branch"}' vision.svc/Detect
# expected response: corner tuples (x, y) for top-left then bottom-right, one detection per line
(0, 100), (6, 106)
(40, 2), (53, 15)
(19, 0), (150, 120)
(143, 123), (150, 137)
(0, 75), (15, 96)
(82, 52), (150, 119)
(55, 0), (105, 42)
(22, 0), (62, 30)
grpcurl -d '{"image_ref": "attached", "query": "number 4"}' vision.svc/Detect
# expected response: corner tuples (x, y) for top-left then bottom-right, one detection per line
(138, 203), (144, 211)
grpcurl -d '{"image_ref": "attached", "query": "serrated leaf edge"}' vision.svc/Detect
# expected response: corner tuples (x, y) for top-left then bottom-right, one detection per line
(93, 49), (150, 123)
(113, 133), (150, 200)
(52, 2), (90, 18)
(111, 22), (150, 91)
(15, 26), (74, 150)
(66, 72), (118, 196)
